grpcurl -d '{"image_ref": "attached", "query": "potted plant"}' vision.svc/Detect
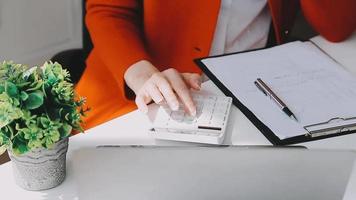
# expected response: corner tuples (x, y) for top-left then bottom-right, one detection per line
(0, 61), (87, 190)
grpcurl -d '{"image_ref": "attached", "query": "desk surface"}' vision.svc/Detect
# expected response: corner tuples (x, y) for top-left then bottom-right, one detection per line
(1, 34), (356, 199)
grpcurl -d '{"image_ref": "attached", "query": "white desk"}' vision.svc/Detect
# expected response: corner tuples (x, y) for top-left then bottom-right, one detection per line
(1, 33), (356, 199)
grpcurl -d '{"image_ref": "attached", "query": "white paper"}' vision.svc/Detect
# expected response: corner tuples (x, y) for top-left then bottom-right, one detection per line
(202, 41), (356, 139)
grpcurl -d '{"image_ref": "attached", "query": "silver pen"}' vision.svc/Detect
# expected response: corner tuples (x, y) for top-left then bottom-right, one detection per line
(254, 78), (298, 121)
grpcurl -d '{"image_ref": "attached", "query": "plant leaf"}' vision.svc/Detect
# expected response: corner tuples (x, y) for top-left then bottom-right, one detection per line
(28, 139), (42, 149)
(40, 116), (50, 128)
(13, 143), (28, 155)
(0, 145), (6, 156)
(59, 123), (72, 138)
(13, 98), (20, 106)
(26, 80), (43, 91)
(0, 85), (4, 93)
(20, 91), (29, 101)
(5, 81), (18, 97)
(25, 91), (44, 110)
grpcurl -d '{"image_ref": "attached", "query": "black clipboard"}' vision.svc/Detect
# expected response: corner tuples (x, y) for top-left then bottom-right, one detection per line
(194, 48), (356, 145)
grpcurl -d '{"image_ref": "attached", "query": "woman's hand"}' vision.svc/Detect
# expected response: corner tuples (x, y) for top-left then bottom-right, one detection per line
(124, 60), (201, 115)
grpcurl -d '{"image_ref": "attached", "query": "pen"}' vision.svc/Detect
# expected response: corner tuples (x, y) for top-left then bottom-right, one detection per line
(254, 78), (298, 122)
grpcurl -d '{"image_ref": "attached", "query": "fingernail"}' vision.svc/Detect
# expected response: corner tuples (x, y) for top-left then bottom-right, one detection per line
(195, 80), (201, 89)
(190, 107), (196, 116)
(171, 102), (179, 111)
(196, 84), (201, 90)
(157, 99), (164, 105)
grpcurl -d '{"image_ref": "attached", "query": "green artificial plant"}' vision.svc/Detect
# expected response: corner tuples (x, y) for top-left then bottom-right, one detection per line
(0, 61), (88, 155)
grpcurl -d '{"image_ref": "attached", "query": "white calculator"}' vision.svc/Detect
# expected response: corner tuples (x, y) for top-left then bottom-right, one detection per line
(150, 92), (233, 144)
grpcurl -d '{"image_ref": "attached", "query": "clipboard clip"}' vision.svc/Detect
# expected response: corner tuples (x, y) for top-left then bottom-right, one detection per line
(303, 117), (356, 138)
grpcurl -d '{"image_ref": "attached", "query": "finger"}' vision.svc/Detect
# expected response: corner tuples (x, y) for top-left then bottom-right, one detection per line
(182, 73), (202, 90)
(164, 70), (196, 116)
(135, 91), (151, 114)
(152, 74), (179, 110)
(146, 83), (164, 104)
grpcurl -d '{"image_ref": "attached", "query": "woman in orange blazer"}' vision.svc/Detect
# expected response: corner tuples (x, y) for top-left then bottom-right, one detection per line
(76, 0), (356, 130)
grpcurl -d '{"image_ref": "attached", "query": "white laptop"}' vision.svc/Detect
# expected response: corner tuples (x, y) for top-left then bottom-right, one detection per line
(72, 147), (356, 200)
(343, 158), (356, 200)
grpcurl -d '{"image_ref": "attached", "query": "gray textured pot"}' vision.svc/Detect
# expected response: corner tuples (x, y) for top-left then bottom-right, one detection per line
(8, 138), (68, 191)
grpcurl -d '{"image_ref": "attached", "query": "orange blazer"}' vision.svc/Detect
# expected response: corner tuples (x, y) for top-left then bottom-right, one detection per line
(76, 0), (356, 130)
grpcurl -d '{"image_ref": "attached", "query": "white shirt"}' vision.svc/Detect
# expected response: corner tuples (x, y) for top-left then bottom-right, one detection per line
(209, 0), (271, 56)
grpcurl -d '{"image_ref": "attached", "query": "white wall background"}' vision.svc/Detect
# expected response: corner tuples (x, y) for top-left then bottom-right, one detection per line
(0, 0), (82, 67)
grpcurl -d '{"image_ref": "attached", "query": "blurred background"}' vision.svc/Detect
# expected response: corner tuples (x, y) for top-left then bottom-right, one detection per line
(0, 0), (82, 66)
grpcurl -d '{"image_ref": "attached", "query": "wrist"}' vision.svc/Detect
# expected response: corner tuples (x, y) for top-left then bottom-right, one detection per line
(124, 60), (158, 94)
